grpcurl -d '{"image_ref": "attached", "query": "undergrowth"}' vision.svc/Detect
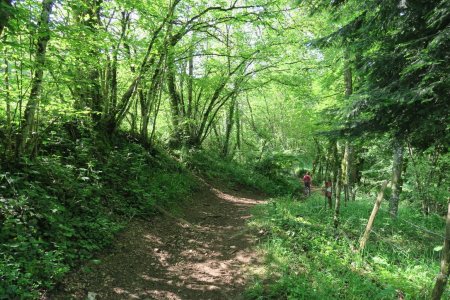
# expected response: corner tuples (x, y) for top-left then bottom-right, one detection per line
(183, 150), (299, 196)
(247, 194), (447, 299)
(0, 132), (197, 299)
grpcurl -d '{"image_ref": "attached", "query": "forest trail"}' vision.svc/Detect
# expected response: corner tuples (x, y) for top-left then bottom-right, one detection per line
(50, 182), (267, 300)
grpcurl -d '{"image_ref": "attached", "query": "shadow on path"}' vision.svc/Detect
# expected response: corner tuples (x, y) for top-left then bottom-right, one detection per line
(49, 183), (267, 300)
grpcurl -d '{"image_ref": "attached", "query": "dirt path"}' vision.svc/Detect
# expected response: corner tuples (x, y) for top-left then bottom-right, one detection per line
(50, 182), (267, 300)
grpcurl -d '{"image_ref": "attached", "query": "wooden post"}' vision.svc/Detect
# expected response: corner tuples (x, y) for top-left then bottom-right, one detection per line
(359, 180), (388, 252)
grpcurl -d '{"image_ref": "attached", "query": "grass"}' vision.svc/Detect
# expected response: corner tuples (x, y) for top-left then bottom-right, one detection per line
(246, 192), (448, 299)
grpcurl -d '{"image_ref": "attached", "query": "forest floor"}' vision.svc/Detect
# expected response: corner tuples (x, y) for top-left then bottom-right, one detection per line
(48, 180), (268, 300)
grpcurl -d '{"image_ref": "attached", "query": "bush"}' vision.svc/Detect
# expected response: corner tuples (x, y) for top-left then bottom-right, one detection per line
(184, 150), (298, 196)
(0, 133), (196, 299)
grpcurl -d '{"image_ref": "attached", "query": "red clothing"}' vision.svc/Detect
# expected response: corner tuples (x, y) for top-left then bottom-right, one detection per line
(325, 181), (332, 197)
(303, 175), (311, 183)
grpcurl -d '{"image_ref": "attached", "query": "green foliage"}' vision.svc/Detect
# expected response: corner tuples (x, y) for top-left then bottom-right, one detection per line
(0, 0), (448, 298)
(183, 150), (299, 196)
(0, 132), (196, 299)
(307, 0), (449, 148)
(247, 194), (448, 299)
(254, 152), (302, 177)
(402, 148), (450, 210)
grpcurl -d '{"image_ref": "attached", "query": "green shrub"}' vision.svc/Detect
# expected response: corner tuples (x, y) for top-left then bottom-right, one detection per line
(184, 150), (298, 196)
(0, 133), (196, 299)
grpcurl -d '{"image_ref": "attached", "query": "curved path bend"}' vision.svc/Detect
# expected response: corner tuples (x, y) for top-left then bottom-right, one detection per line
(50, 183), (267, 300)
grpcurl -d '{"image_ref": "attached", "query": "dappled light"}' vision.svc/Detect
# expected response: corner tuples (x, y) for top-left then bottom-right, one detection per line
(1, 0), (448, 299)
(246, 194), (448, 299)
(49, 184), (266, 299)
(211, 188), (265, 206)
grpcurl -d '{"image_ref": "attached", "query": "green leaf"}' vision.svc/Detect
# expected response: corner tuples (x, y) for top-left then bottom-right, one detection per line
(433, 245), (443, 252)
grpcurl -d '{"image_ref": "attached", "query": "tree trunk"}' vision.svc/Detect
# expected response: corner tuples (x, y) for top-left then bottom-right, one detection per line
(222, 95), (236, 157)
(140, 53), (165, 143)
(343, 141), (353, 203)
(187, 36), (194, 120)
(167, 46), (184, 148)
(3, 56), (11, 156)
(343, 47), (353, 203)
(139, 89), (150, 141)
(0, 0), (12, 37)
(334, 165), (342, 231)
(18, 0), (54, 155)
(359, 180), (389, 252)
(312, 138), (322, 180)
(324, 153), (330, 181)
(109, 12), (131, 112)
(351, 148), (359, 201)
(149, 79), (164, 147)
(331, 141), (339, 203)
(389, 139), (404, 218)
(71, 0), (103, 120)
(105, 2), (175, 137)
(431, 199), (450, 300)
(236, 100), (241, 151)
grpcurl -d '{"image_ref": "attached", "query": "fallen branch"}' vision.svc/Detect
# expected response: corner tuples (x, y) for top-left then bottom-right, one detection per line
(359, 180), (388, 253)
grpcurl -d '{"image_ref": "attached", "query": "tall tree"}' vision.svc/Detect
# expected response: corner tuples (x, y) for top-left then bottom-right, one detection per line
(18, 0), (55, 155)
(343, 48), (354, 203)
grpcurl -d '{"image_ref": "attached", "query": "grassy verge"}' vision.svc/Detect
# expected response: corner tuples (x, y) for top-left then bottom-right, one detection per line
(0, 134), (197, 299)
(246, 193), (447, 299)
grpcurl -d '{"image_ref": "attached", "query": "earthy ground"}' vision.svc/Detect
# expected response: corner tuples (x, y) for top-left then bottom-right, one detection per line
(48, 181), (267, 300)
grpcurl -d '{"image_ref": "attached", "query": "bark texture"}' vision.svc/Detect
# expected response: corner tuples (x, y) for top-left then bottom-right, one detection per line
(334, 166), (342, 231)
(19, 0), (55, 155)
(389, 139), (404, 218)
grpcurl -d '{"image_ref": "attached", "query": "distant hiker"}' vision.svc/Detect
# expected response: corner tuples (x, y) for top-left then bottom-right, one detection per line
(303, 172), (312, 196)
(325, 181), (332, 208)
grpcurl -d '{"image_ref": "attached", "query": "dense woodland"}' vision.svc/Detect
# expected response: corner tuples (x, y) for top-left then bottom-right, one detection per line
(0, 0), (449, 299)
